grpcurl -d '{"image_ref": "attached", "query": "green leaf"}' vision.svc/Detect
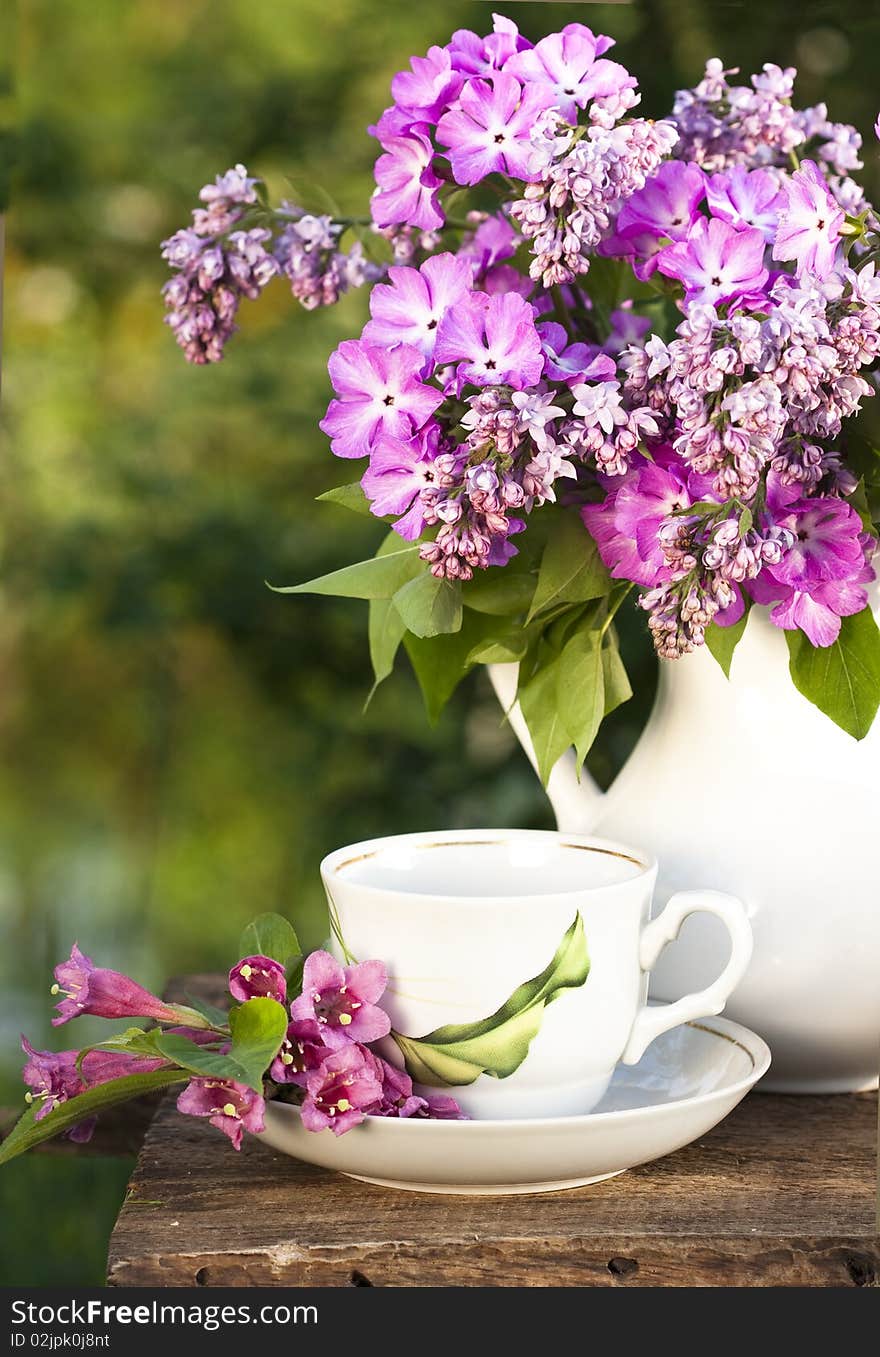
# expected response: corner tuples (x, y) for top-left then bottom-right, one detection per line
(601, 633), (632, 716)
(463, 567), (537, 617)
(558, 628), (605, 769)
(316, 482), (372, 516)
(527, 513), (610, 621)
(393, 573), (462, 638)
(238, 913), (300, 966)
(183, 994), (230, 1029)
(0, 1068), (189, 1167)
(404, 610), (497, 723)
(705, 609), (750, 679)
(154, 996), (289, 1092)
(518, 648), (570, 785)
(466, 631), (531, 666)
(366, 597), (407, 703)
(393, 914), (590, 1086)
(269, 544), (422, 601)
(786, 607), (880, 740)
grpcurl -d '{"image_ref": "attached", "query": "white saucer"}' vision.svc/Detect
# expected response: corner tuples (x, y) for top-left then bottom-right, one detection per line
(257, 1014), (771, 1195)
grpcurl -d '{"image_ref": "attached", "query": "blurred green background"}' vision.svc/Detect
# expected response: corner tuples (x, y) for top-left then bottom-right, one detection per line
(2, 0), (878, 1285)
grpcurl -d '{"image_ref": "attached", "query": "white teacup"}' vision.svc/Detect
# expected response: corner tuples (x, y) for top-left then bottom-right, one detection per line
(320, 829), (753, 1119)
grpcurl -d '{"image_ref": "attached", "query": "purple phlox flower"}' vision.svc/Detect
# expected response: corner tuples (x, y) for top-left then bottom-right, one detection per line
(269, 1017), (328, 1086)
(751, 537), (875, 646)
(657, 216), (768, 307)
(766, 497), (867, 588)
(510, 390), (567, 452)
(613, 160), (707, 242)
(446, 14), (530, 77)
(582, 492), (656, 586)
(604, 305), (651, 355)
(361, 432), (445, 539)
(228, 954), (287, 1005)
(391, 45), (464, 121)
(504, 23), (634, 123)
(626, 161), (706, 235)
(371, 117), (444, 232)
(436, 73), (555, 186)
(876, 113), (880, 143)
(538, 321), (615, 385)
(363, 252), (473, 361)
(705, 166), (786, 241)
(615, 458), (695, 578)
(773, 159), (845, 280)
(434, 290), (544, 389)
(456, 212), (520, 281)
(177, 1077), (265, 1151)
(51, 943), (180, 1028)
(300, 1043), (384, 1136)
(320, 340), (443, 459)
(289, 950), (391, 1050)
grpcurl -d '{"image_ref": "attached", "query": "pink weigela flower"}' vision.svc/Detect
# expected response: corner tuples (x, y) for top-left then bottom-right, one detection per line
(289, 950), (391, 1050)
(51, 944), (180, 1028)
(300, 1043), (384, 1135)
(228, 955), (287, 1005)
(177, 1078), (266, 1151)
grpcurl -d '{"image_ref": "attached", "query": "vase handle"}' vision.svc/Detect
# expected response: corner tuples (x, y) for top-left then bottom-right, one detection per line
(487, 662), (607, 832)
(621, 890), (753, 1065)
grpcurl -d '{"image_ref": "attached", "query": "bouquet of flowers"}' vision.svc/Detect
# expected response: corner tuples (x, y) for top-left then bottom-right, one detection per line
(160, 13), (880, 775)
(0, 915), (463, 1166)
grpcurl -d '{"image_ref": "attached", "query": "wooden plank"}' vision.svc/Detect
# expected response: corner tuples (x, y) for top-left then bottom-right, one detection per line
(105, 975), (879, 1288)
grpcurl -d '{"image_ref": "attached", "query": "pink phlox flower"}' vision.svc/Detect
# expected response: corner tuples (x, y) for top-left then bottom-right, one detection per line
(705, 166), (786, 241)
(657, 216), (768, 307)
(320, 341), (443, 459)
(363, 252), (474, 362)
(391, 45), (464, 121)
(446, 14), (531, 77)
(504, 23), (634, 122)
(370, 116), (445, 232)
(361, 432), (445, 539)
(772, 160), (845, 280)
(436, 73), (555, 185)
(434, 290), (544, 389)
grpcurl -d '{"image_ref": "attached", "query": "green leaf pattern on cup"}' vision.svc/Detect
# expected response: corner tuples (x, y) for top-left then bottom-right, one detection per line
(392, 913), (590, 1087)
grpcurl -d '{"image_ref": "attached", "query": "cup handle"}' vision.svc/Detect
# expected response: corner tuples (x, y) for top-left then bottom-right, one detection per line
(620, 889), (753, 1066)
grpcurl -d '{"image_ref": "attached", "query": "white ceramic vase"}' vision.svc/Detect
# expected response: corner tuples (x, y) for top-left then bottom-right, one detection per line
(489, 590), (880, 1094)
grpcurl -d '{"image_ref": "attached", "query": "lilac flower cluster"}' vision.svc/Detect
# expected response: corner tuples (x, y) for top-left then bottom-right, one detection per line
(164, 18), (880, 667)
(162, 168), (382, 362)
(21, 939), (462, 1154)
(274, 204), (382, 310)
(161, 165), (278, 364)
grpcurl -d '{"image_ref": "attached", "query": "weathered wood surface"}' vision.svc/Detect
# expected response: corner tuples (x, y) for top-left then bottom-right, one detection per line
(106, 974), (879, 1288)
